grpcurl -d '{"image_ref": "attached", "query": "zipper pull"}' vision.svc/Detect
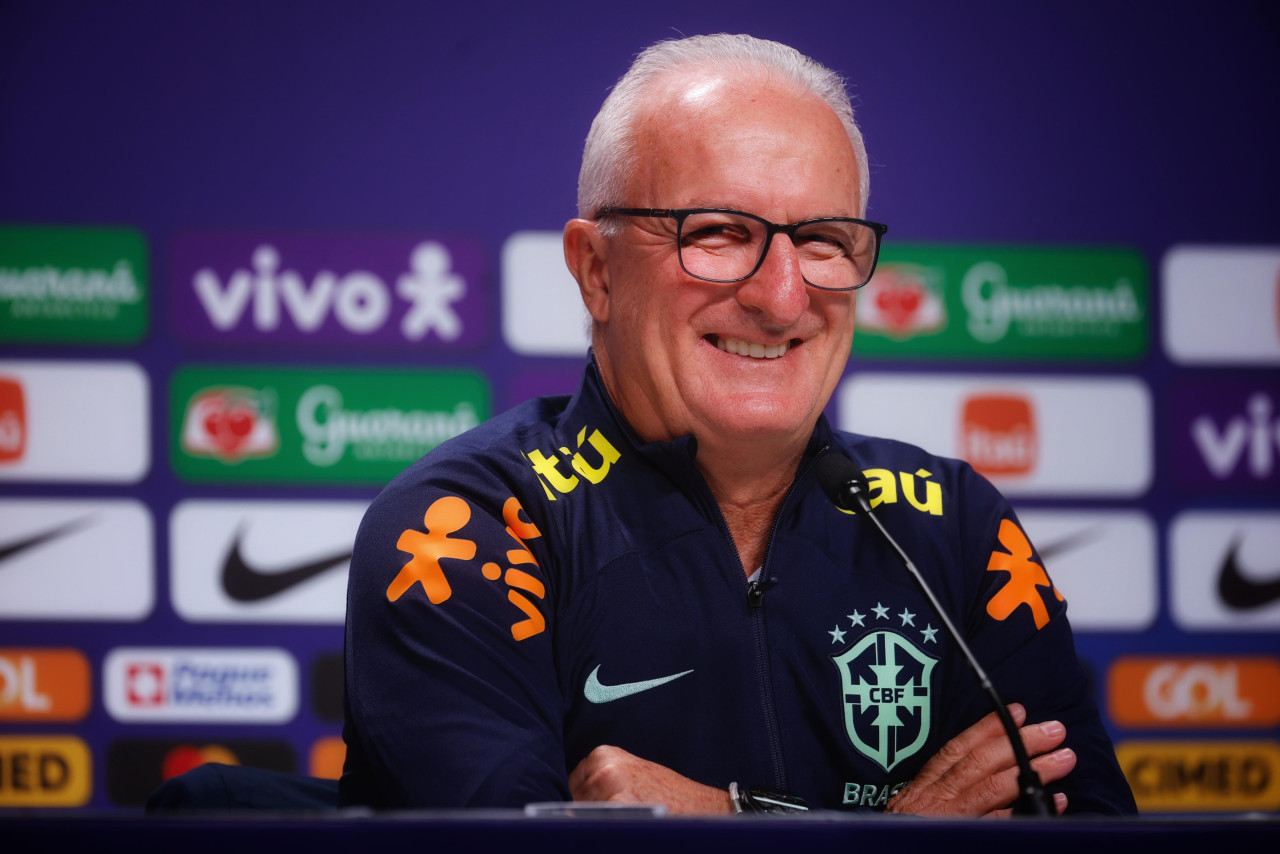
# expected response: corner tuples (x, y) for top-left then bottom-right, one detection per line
(747, 580), (765, 609)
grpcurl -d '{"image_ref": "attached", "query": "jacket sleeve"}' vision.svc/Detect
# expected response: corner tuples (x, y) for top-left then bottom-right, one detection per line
(339, 459), (565, 808)
(957, 466), (1138, 816)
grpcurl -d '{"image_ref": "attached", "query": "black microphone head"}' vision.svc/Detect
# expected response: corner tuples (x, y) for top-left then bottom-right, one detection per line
(814, 451), (870, 513)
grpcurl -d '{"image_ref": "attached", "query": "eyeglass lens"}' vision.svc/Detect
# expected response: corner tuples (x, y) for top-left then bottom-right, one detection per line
(677, 211), (878, 289)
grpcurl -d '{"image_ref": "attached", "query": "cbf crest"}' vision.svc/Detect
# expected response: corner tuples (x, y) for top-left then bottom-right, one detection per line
(832, 628), (937, 772)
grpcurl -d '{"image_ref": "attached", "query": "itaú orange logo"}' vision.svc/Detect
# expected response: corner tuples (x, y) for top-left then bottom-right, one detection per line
(959, 394), (1036, 477)
(1109, 656), (1280, 728)
(0, 377), (25, 464)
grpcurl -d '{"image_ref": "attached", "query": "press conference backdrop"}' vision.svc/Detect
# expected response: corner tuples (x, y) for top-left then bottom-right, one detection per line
(1, 1), (1277, 815)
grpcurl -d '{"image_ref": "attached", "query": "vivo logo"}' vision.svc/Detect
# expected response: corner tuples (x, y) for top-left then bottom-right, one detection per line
(1191, 392), (1280, 479)
(172, 233), (487, 347)
(194, 243), (464, 339)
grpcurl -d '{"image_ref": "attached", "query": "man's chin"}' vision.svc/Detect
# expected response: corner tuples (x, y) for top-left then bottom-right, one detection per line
(697, 396), (818, 442)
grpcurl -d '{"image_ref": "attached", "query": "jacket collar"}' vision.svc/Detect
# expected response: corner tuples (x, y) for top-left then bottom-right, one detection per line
(562, 352), (834, 495)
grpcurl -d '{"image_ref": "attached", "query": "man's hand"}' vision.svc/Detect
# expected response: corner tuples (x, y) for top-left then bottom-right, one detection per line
(885, 703), (1074, 818)
(569, 745), (732, 815)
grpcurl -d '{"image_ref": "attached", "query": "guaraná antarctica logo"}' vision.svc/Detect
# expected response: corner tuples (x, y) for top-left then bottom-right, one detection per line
(0, 226), (148, 344)
(171, 365), (490, 484)
(855, 245), (1146, 360)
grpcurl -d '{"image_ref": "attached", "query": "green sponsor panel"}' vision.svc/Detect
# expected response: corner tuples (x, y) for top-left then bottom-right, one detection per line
(0, 226), (149, 344)
(170, 365), (491, 484)
(853, 245), (1147, 360)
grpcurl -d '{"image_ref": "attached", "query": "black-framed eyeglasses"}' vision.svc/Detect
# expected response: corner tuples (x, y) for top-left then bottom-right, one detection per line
(595, 207), (888, 292)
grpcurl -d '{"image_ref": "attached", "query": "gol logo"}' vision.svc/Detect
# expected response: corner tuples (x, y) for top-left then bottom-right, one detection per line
(181, 386), (279, 463)
(0, 377), (25, 463)
(960, 394), (1037, 477)
(0, 649), (91, 722)
(0, 735), (92, 807)
(1116, 740), (1280, 813)
(1109, 657), (1280, 728)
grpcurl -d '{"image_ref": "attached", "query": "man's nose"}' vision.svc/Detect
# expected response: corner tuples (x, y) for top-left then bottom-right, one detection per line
(736, 232), (809, 324)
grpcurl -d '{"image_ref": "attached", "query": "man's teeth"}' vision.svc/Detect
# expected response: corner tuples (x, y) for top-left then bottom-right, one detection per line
(716, 336), (789, 359)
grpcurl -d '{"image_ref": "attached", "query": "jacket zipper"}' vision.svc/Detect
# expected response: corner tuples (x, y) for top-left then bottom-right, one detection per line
(707, 442), (831, 791)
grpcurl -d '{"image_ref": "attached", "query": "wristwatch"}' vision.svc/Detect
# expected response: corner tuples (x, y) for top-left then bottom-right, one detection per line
(729, 782), (810, 814)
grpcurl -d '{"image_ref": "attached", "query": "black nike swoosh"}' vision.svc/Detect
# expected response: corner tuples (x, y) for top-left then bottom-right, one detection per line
(221, 527), (352, 602)
(1217, 536), (1280, 610)
(1034, 526), (1102, 564)
(0, 517), (93, 566)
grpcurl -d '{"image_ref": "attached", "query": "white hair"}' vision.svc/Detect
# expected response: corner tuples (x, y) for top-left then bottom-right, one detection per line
(577, 33), (870, 227)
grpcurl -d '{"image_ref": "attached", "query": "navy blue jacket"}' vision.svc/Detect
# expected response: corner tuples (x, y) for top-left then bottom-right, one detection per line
(341, 361), (1136, 814)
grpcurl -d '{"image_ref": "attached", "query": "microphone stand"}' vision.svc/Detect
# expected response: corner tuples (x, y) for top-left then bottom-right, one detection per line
(824, 458), (1053, 817)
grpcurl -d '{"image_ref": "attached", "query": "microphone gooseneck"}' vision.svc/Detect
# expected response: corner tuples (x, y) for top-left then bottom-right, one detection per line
(814, 450), (1053, 817)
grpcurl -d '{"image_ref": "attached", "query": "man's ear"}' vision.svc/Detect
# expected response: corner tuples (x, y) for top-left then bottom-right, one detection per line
(564, 218), (610, 324)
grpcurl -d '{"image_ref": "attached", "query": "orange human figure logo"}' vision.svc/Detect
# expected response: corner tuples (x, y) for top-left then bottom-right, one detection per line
(984, 519), (1061, 630)
(388, 496), (477, 604)
(389, 494), (548, 642)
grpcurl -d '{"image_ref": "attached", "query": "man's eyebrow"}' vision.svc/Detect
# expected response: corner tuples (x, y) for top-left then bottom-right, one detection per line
(675, 200), (731, 210)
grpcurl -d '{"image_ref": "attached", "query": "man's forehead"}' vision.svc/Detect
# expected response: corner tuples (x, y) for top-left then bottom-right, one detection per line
(634, 67), (849, 154)
(638, 67), (786, 119)
(662, 71), (739, 113)
(627, 68), (860, 215)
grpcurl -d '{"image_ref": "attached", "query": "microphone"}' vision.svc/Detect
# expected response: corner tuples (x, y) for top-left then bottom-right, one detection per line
(814, 451), (1053, 817)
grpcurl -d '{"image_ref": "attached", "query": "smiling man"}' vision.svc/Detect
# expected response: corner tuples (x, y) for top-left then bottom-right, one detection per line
(341, 33), (1136, 816)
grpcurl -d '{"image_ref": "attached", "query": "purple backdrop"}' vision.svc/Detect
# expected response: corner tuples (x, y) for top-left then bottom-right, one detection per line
(2, 0), (1278, 813)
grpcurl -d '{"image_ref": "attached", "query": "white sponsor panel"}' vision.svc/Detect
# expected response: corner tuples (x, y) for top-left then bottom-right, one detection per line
(1015, 510), (1157, 631)
(1170, 512), (1280, 631)
(0, 499), (153, 621)
(103, 647), (298, 723)
(170, 500), (366, 623)
(837, 373), (1152, 497)
(1163, 246), (1280, 365)
(0, 360), (149, 482)
(501, 231), (590, 356)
